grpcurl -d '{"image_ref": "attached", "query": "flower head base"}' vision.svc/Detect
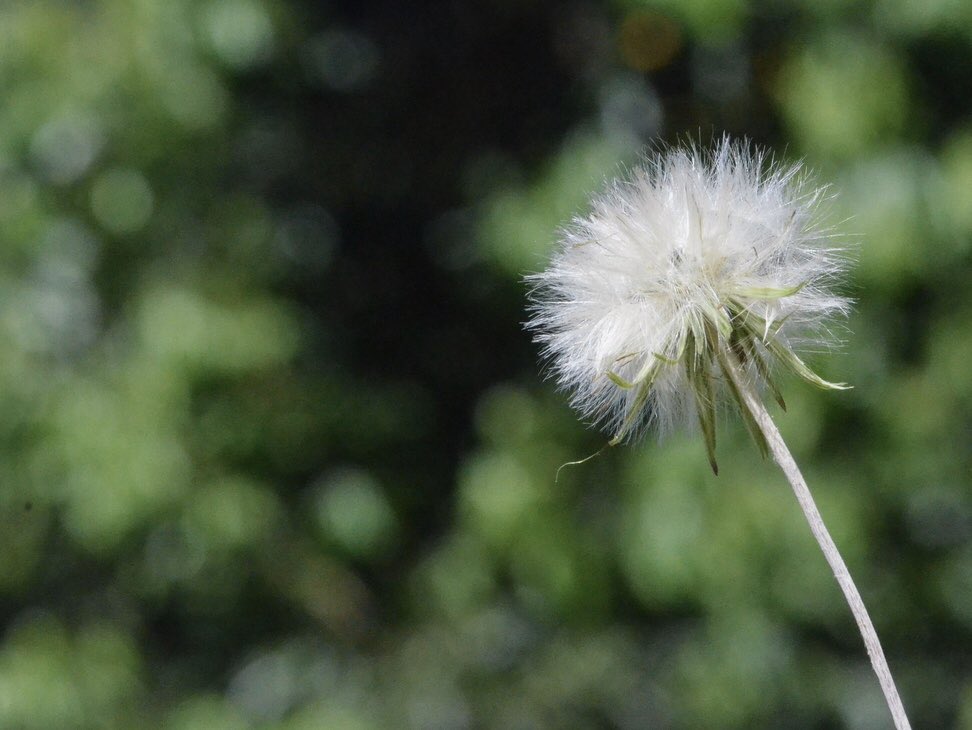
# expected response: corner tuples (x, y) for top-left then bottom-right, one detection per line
(526, 138), (851, 472)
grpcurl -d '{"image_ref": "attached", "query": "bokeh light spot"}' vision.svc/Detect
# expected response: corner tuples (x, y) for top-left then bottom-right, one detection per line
(30, 112), (103, 185)
(138, 286), (299, 374)
(313, 468), (398, 560)
(185, 477), (280, 552)
(202, 0), (274, 69)
(89, 169), (154, 235)
(776, 33), (907, 159)
(598, 74), (664, 140)
(458, 453), (539, 550)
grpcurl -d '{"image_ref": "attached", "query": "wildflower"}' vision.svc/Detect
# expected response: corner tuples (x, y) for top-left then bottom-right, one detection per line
(527, 137), (850, 472)
(526, 137), (912, 729)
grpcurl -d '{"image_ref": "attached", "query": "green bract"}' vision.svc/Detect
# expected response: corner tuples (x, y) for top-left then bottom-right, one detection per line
(608, 285), (849, 472)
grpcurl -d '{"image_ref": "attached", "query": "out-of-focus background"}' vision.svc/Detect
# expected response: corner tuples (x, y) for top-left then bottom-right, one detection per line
(0, 0), (969, 727)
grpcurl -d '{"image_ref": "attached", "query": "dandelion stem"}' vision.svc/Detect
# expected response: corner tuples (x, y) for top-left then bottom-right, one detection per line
(722, 354), (911, 730)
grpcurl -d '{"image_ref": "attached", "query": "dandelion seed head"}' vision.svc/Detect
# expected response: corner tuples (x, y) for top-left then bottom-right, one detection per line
(526, 137), (852, 448)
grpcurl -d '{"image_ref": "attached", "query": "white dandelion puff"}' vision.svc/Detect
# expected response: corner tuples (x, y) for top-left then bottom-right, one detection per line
(527, 137), (850, 463)
(525, 137), (911, 730)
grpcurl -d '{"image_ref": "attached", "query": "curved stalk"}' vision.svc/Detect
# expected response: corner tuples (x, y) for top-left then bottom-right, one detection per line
(721, 354), (911, 730)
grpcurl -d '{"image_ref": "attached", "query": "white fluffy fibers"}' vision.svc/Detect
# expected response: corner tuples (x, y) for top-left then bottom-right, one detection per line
(526, 137), (851, 448)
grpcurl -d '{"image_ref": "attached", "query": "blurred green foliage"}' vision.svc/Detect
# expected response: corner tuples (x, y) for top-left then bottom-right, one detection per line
(0, 0), (969, 727)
